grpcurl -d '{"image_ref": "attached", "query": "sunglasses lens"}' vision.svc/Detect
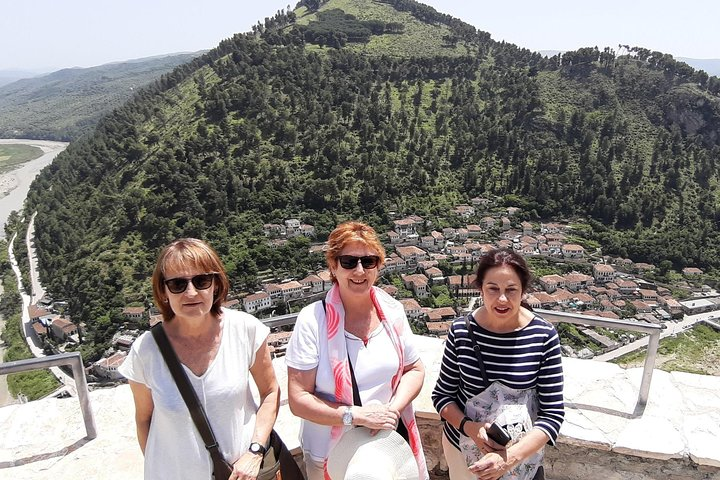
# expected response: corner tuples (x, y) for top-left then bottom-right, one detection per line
(338, 256), (357, 269)
(165, 274), (216, 294)
(338, 256), (379, 270)
(360, 257), (378, 269)
(192, 274), (215, 290)
(165, 278), (189, 294)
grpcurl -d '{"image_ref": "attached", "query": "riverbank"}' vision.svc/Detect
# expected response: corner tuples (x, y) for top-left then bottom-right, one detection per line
(0, 139), (68, 237)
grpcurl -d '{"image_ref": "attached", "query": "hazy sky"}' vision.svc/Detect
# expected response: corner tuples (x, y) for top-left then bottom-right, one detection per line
(1, 0), (717, 72)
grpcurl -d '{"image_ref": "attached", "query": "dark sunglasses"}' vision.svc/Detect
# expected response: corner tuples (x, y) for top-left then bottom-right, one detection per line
(164, 273), (217, 294)
(337, 255), (380, 270)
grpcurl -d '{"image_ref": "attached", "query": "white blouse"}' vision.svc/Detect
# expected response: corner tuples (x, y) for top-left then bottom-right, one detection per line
(119, 308), (269, 479)
(285, 300), (420, 461)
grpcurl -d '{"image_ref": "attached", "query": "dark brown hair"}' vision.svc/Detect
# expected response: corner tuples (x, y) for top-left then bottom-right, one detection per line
(325, 221), (385, 282)
(152, 238), (229, 321)
(473, 248), (532, 293)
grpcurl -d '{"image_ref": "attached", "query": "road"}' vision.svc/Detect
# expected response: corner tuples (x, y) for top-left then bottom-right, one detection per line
(26, 212), (45, 304)
(7, 233), (75, 390)
(593, 312), (715, 361)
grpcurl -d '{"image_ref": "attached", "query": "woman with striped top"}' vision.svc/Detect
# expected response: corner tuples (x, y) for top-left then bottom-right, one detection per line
(432, 249), (564, 480)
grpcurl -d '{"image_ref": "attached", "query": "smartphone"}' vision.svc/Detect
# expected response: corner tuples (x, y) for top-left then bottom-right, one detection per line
(486, 422), (511, 446)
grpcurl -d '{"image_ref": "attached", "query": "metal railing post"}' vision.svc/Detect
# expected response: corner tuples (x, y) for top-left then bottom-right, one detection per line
(639, 330), (661, 406)
(69, 353), (97, 439)
(0, 352), (97, 439)
(534, 309), (664, 409)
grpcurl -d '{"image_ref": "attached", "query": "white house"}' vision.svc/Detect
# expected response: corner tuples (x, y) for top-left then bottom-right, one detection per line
(593, 264), (616, 283)
(92, 351), (127, 381)
(562, 244), (585, 258)
(243, 292), (272, 314)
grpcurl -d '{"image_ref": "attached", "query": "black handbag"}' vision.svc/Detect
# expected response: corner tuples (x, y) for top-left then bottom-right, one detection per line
(151, 324), (302, 480)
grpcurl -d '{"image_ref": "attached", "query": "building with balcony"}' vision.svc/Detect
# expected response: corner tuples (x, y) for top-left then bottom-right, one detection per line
(401, 273), (430, 298)
(593, 263), (616, 283)
(399, 298), (422, 319)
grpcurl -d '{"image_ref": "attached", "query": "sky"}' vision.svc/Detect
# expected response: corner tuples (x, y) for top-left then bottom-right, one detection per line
(1, 0), (718, 72)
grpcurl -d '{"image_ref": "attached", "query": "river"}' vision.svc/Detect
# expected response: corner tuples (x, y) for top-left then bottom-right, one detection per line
(0, 139), (68, 237)
(0, 139), (68, 407)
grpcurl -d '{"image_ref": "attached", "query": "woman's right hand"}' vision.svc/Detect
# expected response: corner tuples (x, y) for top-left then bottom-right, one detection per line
(464, 421), (505, 455)
(351, 404), (399, 431)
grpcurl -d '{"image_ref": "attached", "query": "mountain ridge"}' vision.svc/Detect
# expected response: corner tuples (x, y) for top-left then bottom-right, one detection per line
(539, 51), (720, 77)
(0, 52), (204, 141)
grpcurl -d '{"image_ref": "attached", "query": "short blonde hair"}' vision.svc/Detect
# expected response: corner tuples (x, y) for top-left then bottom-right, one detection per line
(325, 222), (385, 282)
(152, 238), (229, 321)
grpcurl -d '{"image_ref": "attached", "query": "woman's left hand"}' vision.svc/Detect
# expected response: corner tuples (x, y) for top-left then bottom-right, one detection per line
(468, 452), (509, 480)
(230, 452), (263, 480)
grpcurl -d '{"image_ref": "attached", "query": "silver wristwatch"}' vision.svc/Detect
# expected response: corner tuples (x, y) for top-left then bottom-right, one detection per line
(342, 406), (353, 426)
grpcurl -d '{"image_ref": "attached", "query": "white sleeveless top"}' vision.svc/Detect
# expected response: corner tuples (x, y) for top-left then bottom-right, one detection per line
(119, 308), (269, 479)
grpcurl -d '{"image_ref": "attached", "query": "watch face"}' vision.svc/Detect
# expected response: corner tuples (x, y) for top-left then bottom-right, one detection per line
(250, 442), (265, 454)
(342, 409), (353, 426)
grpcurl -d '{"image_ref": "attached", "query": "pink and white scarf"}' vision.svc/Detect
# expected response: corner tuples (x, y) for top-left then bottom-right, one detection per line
(322, 284), (429, 480)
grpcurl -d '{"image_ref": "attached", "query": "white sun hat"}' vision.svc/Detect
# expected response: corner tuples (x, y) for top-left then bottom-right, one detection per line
(326, 427), (419, 480)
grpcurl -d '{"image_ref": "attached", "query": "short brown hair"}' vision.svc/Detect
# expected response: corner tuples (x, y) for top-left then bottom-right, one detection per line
(325, 221), (385, 282)
(474, 248), (532, 293)
(152, 238), (229, 321)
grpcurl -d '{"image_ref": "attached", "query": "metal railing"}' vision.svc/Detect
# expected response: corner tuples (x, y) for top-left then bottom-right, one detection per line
(261, 312), (299, 329)
(536, 308), (663, 407)
(263, 308), (663, 408)
(0, 352), (97, 439)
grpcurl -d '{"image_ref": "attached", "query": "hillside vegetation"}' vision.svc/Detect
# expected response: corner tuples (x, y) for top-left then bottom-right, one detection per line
(13, 0), (720, 360)
(615, 324), (720, 376)
(0, 53), (202, 141)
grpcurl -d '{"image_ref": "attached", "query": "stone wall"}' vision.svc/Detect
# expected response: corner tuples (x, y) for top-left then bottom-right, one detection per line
(416, 416), (720, 480)
(545, 444), (720, 480)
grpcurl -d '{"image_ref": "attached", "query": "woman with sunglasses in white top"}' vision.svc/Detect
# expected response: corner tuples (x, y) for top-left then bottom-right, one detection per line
(119, 238), (280, 480)
(286, 221), (429, 480)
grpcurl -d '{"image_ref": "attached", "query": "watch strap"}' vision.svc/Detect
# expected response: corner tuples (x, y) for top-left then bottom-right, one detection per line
(249, 441), (267, 455)
(459, 416), (472, 436)
(343, 406), (353, 426)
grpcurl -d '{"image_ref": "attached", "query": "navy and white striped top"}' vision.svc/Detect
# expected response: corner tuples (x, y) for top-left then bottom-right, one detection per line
(432, 314), (565, 450)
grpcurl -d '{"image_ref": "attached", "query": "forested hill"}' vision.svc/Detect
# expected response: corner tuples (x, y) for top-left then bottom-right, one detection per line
(0, 52), (202, 141)
(20, 0), (720, 357)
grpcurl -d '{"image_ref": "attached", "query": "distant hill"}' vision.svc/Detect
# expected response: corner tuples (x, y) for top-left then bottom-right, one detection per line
(0, 53), (203, 141)
(678, 58), (720, 77)
(17, 0), (720, 360)
(0, 70), (43, 88)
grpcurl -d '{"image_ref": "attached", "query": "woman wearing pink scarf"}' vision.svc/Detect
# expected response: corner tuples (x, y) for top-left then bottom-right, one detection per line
(286, 221), (429, 480)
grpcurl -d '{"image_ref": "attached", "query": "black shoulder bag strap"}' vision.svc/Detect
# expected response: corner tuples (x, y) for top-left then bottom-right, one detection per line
(151, 324), (233, 479)
(464, 314), (490, 386)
